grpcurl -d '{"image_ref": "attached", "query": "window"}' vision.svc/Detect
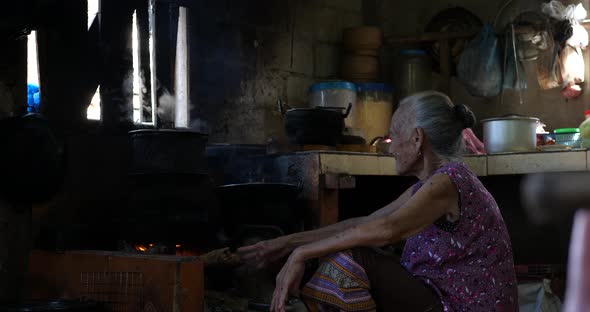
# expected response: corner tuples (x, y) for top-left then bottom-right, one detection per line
(84, 1), (189, 127)
(132, 10), (143, 124)
(27, 30), (40, 113)
(87, 0), (101, 120)
(86, 0), (155, 125)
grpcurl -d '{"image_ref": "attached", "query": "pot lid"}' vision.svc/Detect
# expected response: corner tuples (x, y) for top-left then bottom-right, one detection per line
(399, 49), (428, 56)
(218, 182), (299, 189)
(309, 81), (357, 93)
(129, 128), (208, 136)
(286, 106), (346, 112)
(217, 182), (301, 196)
(481, 116), (540, 123)
(0, 300), (99, 312)
(355, 83), (394, 93)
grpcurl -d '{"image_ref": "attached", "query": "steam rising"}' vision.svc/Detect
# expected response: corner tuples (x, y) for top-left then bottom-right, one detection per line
(157, 89), (176, 126)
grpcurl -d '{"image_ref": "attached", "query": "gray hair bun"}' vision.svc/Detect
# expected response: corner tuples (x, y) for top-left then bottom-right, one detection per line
(453, 104), (476, 129)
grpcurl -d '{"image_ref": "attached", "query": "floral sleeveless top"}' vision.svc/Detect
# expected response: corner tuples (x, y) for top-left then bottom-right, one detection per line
(401, 162), (519, 312)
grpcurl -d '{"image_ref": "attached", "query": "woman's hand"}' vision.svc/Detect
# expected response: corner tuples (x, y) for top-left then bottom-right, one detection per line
(271, 250), (306, 312)
(236, 236), (291, 268)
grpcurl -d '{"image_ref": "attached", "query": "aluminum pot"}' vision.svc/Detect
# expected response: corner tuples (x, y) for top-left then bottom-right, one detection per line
(481, 116), (540, 153)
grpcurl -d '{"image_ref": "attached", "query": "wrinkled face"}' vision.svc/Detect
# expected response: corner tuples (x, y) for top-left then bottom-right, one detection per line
(388, 107), (421, 175)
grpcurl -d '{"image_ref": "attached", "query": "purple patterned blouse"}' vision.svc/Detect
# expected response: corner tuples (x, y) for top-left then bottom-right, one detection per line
(401, 162), (519, 312)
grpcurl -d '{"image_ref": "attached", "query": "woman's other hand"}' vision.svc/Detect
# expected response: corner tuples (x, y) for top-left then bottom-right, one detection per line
(236, 236), (291, 268)
(271, 250), (306, 312)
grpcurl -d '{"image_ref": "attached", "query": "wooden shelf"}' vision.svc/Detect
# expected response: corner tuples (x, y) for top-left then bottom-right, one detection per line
(384, 30), (480, 94)
(385, 30), (478, 44)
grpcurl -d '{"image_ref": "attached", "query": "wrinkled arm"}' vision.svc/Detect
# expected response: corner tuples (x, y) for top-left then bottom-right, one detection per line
(282, 186), (414, 250)
(292, 173), (457, 261)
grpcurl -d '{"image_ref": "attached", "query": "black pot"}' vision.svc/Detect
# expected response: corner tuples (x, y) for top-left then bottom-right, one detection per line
(128, 129), (208, 175)
(0, 299), (103, 312)
(0, 113), (64, 206)
(279, 100), (352, 146)
(205, 144), (268, 185)
(216, 182), (301, 236)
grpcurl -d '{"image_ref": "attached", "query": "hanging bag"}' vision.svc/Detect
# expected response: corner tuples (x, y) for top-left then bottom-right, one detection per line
(457, 25), (503, 97)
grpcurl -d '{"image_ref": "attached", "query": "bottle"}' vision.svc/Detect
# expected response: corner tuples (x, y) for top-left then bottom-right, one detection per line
(579, 109), (590, 148)
(395, 49), (432, 100)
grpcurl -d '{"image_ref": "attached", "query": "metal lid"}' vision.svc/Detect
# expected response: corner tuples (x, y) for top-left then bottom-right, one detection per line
(0, 300), (100, 312)
(481, 116), (540, 123)
(355, 83), (394, 93)
(309, 81), (357, 93)
(128, 129), (208, 136)
(399, 49), (428, 56)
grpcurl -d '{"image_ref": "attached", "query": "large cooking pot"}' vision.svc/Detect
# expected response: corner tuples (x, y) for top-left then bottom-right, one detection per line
(206, 144), (268, 185)
(481, 115), (540, 153)
(216, 182), (302, 236)
(279, 100), (351, 146)
(128, 129), (208, 175)
(0, 299), (103, 312)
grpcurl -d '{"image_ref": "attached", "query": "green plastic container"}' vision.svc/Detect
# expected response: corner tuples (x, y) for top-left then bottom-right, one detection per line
(580, 110), (590, 149)
(553, 128), (581, 147)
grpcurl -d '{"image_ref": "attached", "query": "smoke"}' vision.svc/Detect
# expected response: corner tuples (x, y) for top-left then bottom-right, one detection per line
(156, 88), (209, 133)
(190, 117), (209, 133)
(157, 88), (176, 126)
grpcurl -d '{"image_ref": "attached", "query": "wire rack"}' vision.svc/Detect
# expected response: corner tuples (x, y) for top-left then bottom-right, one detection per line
(80, 272), (144, 312)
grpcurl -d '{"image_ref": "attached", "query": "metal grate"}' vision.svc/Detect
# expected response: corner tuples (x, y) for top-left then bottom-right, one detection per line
(80, 272), (144, 312)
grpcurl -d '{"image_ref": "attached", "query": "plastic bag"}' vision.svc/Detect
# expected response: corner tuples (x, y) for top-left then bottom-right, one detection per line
(463, 128), (485, 155)
(518, 279), (562, 312)
(567, 23), (589, 48)
(536, 32), (562, 90)
(561, 45), (584, 86)
(542, 1), (587, 22)
(503, 29), (527, 92)
(541, 1), (588, 48)
(457, 25), (503, 97)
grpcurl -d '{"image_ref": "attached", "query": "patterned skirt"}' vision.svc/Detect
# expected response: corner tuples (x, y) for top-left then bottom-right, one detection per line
(300, 251), (376, 312)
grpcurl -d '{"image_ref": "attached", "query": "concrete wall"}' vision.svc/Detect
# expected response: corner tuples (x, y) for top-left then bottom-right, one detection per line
(192, 0), (365, 144)
(195, 0), (590, 142)
(378, 0), (590, 136)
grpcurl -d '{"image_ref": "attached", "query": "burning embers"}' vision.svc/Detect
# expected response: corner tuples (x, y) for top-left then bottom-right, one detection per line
(119, 241), (195, 256)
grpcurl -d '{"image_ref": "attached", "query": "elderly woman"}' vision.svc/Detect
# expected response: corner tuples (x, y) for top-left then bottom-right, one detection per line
(238, 91), (518, 312)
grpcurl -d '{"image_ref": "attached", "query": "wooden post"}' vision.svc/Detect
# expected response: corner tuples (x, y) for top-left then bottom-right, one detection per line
(316, 174), (339, 227)
(314, 174), (357, 227)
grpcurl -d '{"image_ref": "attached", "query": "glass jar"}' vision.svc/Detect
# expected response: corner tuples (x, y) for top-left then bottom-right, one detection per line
(395, 49), (432, 100)
(351, 83), (394, 142)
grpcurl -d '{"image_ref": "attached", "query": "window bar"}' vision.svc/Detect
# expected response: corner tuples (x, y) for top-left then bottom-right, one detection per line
(174, 6), (189, 128)
(148, 0), (158, 128)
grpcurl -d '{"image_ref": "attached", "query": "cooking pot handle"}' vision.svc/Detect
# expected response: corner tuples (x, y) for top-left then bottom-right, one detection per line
(342, 103), (352, 118)
(278, 99), (294, 115)
(296, 181), (303, 193)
